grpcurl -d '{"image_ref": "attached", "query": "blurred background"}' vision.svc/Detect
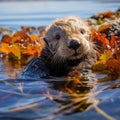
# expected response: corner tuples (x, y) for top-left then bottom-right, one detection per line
(0, 0), (120, 29)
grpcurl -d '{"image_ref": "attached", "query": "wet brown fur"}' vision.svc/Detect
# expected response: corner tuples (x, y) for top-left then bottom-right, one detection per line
(41, 17), (96, 76)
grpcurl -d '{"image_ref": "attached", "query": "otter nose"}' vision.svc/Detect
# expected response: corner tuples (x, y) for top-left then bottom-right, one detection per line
(68, 40), (81, 50)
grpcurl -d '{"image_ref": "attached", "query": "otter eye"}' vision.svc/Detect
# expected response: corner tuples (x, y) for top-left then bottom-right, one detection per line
(80, 29), (85, 34)
(55, 34), (61, 40)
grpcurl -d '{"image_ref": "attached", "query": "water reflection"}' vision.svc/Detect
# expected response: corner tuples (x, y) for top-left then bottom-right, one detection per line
(0, 58), (23, 79)
(0, 64), (98, 119)
(0, 48), (119, 119)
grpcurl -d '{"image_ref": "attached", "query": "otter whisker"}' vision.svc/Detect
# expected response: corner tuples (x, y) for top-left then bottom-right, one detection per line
(51, 53), (66, 71)
(51, 53), (61, 66)
(46, 46), (55, 55)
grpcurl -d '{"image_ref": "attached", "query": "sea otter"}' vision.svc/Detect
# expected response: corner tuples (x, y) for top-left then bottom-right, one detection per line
(19, 17), (96, 79)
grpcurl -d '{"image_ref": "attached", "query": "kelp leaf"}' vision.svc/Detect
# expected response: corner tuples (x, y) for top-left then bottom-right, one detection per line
(11, 44), (21, 60)
(107, 58), (120, 79)
(99, 51), (113, 63)
(0, 43), (11, 54)
(1, 35), (12, 43)
(22, 45), (35, 56)
(91, 32), (110, 48)
(97, 24), (111, 32)
(92, 61), (106, 71)
(98, 11), (113, 18)
(92, 51), (112, 71)
(30, 35), (40, 42)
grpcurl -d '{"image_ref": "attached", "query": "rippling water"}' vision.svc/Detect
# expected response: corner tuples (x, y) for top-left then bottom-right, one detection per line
(0, 0), (120, 120)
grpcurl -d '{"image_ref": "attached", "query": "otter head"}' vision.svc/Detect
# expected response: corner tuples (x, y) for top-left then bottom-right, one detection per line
(42, 17), (95, 74)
